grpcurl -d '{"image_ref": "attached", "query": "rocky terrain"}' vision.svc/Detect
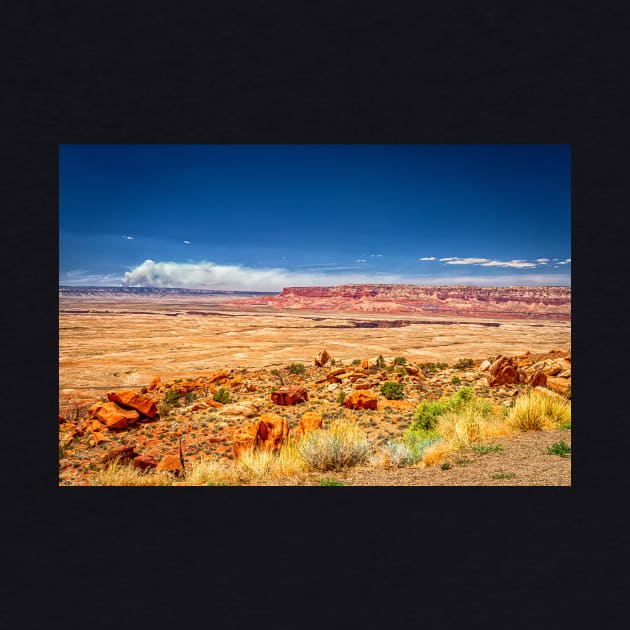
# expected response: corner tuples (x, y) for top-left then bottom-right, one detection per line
(59, 348), (571, 486)
(227, 284), (571, 320)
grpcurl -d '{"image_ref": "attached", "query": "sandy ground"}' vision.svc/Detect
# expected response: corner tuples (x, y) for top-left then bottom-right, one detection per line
(59, 297), (570, 396)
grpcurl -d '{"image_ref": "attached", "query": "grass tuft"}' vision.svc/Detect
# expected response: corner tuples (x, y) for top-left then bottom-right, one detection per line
(508, 390), (570, 431)
(546, 440), (571, 457)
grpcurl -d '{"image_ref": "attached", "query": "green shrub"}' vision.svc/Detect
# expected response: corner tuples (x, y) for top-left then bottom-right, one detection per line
(377, 354), (386, 369)
(351, 359), (361, 366)
(472, 443), (502, 455)
(213, 388), (232, 404)
(183, 391), (197, 405)
(287, 363), (306, 375)
(546, 441), (571, 457)
(441, 462), (452, 470)
(453, 358), (474, 370)
(409, 387), (476, 432)
(337, 390), (346, 405)
(393, 356), (407, 365)
(320, 477), (345, 486)
(380, 381), (404, 400)
(163, 389), (180, 406)
(384, 432), (440, 467)
(491, 472), (515, 480)
(452, 376), (461, 385)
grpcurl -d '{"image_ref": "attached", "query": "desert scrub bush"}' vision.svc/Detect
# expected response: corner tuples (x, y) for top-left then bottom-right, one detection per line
(213, 387), (232, 404)
(377, 354), (387, 369)
(451, 376), (461, 385)
(380, 381), (404, 400)
(351, 359), (361, 366)
(183, 391), (197, 405)
(393, 356), (407, 365)
(234, 442), (306, 482)
(287, 362), (306, 375)
(185, 457), (234, 485)
(296, 419), (372, 471)
(508, 390), (570, 432)
(546, 440), (571, 457)
(320, 477), (345, 486)
(90, 461), (174, 486)
(337, 390), (346, 405)
(436, 402), (507, 450)
(453, 358), (474, 370)
(472, 443), (503, 455)
(163, 389), (180, 406)
(384, 432), (440, 467)
(491, 472), (516, 480)
(409, 387), (478, 432)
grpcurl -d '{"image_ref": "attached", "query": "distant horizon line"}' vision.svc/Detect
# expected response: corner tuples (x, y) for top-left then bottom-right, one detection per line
(59, 282), (571, 290)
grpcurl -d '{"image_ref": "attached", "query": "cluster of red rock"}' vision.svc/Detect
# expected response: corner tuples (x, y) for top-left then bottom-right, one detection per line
(482, 351), (571, 395)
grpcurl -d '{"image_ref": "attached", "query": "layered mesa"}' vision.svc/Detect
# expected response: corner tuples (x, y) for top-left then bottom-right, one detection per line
(226, 284), (571, 320)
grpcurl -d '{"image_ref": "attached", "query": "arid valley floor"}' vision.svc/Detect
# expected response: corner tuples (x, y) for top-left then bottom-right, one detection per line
(59, 292), (571, 486)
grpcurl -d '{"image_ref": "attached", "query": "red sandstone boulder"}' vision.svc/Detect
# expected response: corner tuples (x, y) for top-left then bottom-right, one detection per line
(487, 356), (520, 387)
(101, 443), (138, 465)
(133, 455), (158, 470)
(344, 390), (378, 410)
(294, 411), (323, 441)
(232, 421), (261, 458)
(271, 386), (308, 405)
(529, 370), (548, 387)
(88, 402), (140, 429)
(314, 349), (331, 367)
(107, 390), (158, 418)
(148, 377), (161, 391)
(156, 454), (184, 476)
(257, 414), (289, 451)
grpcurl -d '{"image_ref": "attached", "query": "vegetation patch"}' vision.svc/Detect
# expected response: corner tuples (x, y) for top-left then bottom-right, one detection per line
(546, 440), (571, 457)
(472, 443), (503, 455)
(491, 472), (516, 480)
(213, 387), (232, 404)
(320, 477), (345, 486)
(380, 381), (404, 400)
(287, 362), (306, 375)
(508, 390), (570, 431)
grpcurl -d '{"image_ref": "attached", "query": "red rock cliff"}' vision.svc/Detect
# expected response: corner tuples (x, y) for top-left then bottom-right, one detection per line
(229, 284), (571, 320)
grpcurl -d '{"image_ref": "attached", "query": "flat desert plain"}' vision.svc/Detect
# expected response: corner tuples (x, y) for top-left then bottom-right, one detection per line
(59, 295), (570, 397)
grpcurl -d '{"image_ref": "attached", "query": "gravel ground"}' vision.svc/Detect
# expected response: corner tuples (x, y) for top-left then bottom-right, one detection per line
(257, 428), (571, 486)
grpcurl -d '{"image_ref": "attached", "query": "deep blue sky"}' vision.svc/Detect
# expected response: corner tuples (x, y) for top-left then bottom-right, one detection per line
(59, 144), (571, 290)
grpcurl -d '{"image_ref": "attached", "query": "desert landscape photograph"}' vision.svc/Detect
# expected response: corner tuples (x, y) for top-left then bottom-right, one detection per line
(59, 144), (571, 486)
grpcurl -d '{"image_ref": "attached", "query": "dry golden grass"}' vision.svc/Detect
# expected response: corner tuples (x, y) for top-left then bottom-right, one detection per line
(185, 457), (235, 485)
(233, 441), (307, 482)
(296, 419), (372, 471)
(90, 460), (175, 486)
(419, 441), (451, 466)
(508, 390), (571, 431)
(436, 406), (512, 451)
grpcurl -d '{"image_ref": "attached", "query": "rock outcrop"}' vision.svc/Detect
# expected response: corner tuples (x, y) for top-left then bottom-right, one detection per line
(232, 414), (289, 457)
(314, 349), (330, 367)
(344, 390), (378, 410)
(226, 284), (571, 320)
(88, 402), (140, 429)
(271, 386), (308, 405)
(294, 411), (323, 440)
(107, 390), (158, 418)
(487, 356), (520, 387)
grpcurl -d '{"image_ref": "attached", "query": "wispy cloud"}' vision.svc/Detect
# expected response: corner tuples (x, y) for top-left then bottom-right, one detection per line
(122, 235), (134, 240)
(355, 259), (367, 263)
(419, 257), (436, 261)
(536, 258), (549, 264)
(183, 240), (191, 244)
(444, 257), (490, 265)
(480, 259), (537, 268)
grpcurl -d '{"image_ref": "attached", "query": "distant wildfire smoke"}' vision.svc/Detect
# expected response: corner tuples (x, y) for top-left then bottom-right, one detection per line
(121, 259), (570, 291)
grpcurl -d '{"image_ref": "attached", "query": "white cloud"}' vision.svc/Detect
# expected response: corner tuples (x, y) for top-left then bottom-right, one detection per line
(419, 257), (436, 261)
(480, 259), (537, 268)
(355, 259), (367, 263)
(116, 259), (571, 291)
(557, 261), (568, 265)
(444, 257), (490, 265)
(123, 235), (134, 240)
(183, 240), (191, 244)
(565, 258), (571, 263)
(439, 257), (458, 261)
(536, 258), (549, 264)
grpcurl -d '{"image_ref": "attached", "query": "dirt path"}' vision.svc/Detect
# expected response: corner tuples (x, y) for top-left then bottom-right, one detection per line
(258, 429), (571, 486)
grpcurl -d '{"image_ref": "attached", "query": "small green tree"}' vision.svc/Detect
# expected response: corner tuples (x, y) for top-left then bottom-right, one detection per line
(287, 363), (306, 375)
(377, 354), (387, 369)
(213, 388), (232, 404)
(393, 356), (407, 365)
(380, 381), (404, 400)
